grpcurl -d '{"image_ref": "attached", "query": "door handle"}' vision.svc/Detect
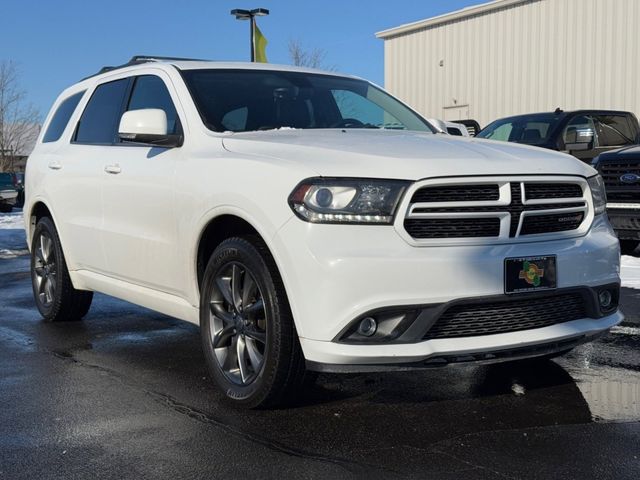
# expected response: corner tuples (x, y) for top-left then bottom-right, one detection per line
(104, 164), (121, 175)
(48, 162), (62, 170)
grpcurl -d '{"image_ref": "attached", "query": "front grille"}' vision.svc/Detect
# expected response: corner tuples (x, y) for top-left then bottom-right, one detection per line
(411, 185), (499, 203)
(424, 292), (586, 339)
(598, 161), (640, 203)
(520, 212), (585, 235)
(600, 162), (640, 188)
(607, 192), (639, 202)
(403, 178), (588, 242)
(525, 183), (583, 200)
(404, 218), (500, 238)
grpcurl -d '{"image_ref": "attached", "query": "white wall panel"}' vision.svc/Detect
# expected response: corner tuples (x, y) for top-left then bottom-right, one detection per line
(380, 0), (640, 128)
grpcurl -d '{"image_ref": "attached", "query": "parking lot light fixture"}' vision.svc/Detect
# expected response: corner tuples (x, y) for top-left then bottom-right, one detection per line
(230, 8), (270, 62)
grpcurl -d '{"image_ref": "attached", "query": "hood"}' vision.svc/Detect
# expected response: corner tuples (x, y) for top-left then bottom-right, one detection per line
(222, 129), (596, 180)
(597, 145), (640, 162)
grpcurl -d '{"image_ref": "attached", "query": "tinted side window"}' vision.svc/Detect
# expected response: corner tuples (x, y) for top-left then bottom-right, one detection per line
(127, 75), (180, 134)
(43, 91), (85, 143)
(594, 115), (635, 147)
(75, 79), (129, 144)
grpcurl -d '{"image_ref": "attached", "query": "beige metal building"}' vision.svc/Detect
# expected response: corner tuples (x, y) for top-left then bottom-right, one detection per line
(376, 0), (640, 128)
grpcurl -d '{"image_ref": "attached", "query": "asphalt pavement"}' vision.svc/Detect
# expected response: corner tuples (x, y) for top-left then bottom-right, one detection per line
(1, 214), (639, 479)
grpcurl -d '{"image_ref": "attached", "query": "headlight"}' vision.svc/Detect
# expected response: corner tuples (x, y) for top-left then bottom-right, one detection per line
(288, 178), (410, 224)
(588, 174), (607, 215)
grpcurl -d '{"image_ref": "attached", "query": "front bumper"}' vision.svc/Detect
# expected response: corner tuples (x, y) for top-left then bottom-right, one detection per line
(272, 214), (622, 366)
(607, 204), (640, 240)
(302, 313), (621, 371)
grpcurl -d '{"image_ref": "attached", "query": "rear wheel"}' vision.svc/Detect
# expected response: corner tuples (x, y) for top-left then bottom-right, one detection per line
(200, 236), (311, 408)
(620, 240), (639, 256)
(30, 217), (93, 322)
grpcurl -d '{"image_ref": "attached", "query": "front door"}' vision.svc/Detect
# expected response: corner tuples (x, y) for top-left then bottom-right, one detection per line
(100, 73), (185, 295)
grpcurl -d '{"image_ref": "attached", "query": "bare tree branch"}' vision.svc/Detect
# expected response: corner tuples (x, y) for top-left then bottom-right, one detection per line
(0, 60), (41, 172)
(287, 39), (335, 71)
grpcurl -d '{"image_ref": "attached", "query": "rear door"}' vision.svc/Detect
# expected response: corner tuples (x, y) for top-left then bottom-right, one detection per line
(100, 72), (185, 295)
(56, 81), (130, 273)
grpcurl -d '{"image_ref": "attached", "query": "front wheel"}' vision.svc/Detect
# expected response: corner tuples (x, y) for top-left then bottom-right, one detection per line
(30, 217), (93, 322)
(200, 236), (311, 408)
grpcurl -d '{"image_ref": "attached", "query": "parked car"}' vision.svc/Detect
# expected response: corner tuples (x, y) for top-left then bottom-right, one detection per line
(593, 146), (640, 254)
(426, 118), (470, 136)
(25, 56), (623, 407)
(476, 109), (640, 164)
(0, 172), (20, 213)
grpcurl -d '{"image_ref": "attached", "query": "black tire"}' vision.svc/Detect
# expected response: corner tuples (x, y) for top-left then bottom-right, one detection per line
(0, 203), (12, 213)
(30, 217), (93, 322)
(620, 240), (639, 256)
(200, 236), (311, 408)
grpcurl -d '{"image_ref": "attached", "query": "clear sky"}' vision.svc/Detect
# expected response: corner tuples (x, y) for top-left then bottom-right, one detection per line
(1, 0), (482, 117)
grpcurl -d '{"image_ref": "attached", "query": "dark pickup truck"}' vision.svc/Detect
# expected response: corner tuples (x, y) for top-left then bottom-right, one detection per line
(593, 147), (640, 254)
(476, 109), (640, 164)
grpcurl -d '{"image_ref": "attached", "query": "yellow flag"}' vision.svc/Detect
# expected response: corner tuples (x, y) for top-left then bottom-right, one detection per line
(254, 23), (268, 63)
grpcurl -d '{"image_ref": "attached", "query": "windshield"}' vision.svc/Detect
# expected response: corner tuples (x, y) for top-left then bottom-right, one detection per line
(181, 69), (433, 133)
(476, 114), (563, 145)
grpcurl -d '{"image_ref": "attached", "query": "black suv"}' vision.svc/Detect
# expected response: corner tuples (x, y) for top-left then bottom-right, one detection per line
(593, 147), (640, 254)
(477, 109), (640, 164)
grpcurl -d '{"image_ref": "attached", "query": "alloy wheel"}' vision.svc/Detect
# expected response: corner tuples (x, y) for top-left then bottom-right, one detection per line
(209, 262), (267, 385)
(33, 232), (57, 308)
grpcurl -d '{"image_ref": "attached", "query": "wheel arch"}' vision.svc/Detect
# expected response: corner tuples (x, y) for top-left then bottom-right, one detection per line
(26, 199), (57, 250)
(195, 213), (264, 291)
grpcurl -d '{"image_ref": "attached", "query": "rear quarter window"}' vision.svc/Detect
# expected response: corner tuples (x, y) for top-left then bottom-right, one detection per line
(42, 91), (85, 143)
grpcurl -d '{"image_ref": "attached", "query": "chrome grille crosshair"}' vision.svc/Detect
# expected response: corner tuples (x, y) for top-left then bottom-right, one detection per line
(399, 176), (590, 245)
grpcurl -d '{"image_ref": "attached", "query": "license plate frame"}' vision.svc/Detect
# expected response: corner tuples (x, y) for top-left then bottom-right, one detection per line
(504, 255), (557, 294)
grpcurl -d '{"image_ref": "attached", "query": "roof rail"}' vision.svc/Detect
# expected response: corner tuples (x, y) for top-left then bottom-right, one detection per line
(83, 55), (208, 80)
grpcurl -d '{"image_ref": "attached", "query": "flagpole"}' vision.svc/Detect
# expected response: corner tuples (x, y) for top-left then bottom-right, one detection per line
(250, 16), (255, 62)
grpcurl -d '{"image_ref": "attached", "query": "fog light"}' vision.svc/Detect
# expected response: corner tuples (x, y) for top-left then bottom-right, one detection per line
(357, 317), (377, 337)
(598, 290), (613, 309)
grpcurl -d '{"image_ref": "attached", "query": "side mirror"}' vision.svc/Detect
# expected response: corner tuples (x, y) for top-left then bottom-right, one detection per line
(118, 109), (183, 147)
(566, 127), (594, 151)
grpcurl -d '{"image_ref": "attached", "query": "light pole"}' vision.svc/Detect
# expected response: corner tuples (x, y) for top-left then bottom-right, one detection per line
(230, 8), (269, 62)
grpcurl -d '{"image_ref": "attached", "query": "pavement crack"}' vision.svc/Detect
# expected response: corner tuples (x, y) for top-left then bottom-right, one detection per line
(47, 348), (397, 477)
(147, 390), (399, 476)
(429, 447), (521, 480)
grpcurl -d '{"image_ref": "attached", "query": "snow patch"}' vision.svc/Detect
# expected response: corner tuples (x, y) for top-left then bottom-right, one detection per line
(0, 248), (29, 259)
(0, 212), (24, 230)
(621, 255), (640, 290)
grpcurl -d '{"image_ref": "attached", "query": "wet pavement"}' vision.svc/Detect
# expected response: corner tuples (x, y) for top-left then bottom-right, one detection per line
(1, 217), (639, 479)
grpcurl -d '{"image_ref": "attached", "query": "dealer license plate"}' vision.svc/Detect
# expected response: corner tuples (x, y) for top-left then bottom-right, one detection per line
(504, 255), (557, 294)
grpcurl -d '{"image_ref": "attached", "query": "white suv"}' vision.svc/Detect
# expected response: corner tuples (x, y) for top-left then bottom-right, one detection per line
(25, 56), (623, 407)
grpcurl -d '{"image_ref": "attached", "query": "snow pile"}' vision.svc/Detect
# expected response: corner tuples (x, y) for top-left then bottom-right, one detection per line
(621, 255), (640, 290)
(0, 211), (24, 230)
(0, 248), (29, 259)
(0, 211), (28, 258)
